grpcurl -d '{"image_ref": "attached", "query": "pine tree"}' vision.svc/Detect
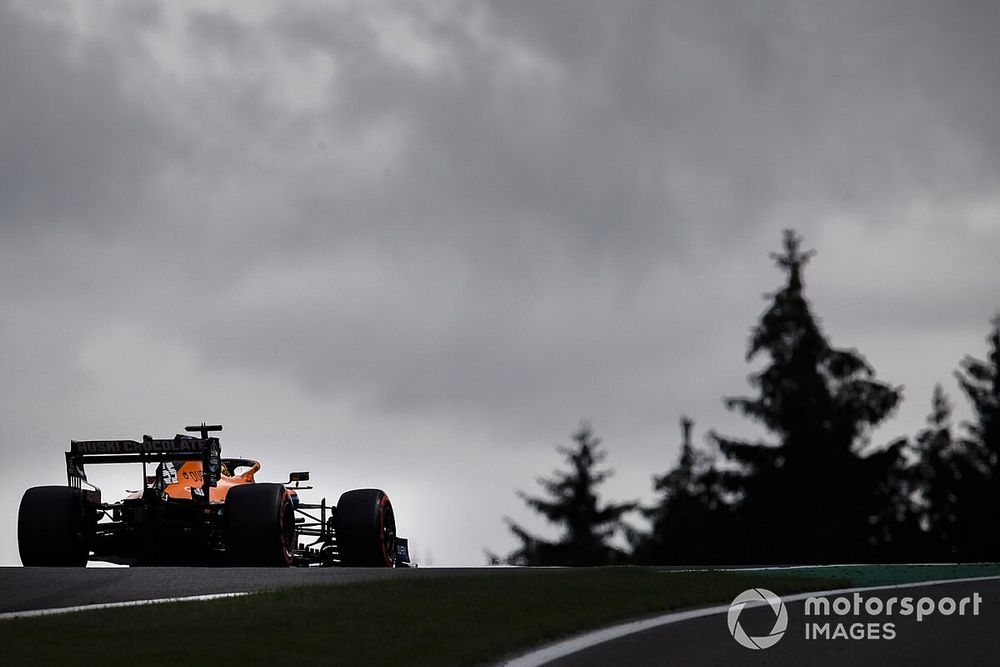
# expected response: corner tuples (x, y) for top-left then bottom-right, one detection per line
(956, 315), (1000, 470)
(903, 385), (965, 559)
(493, 422), (636, 566)
(635, 417), (731, 564)
(952, 315), (1000, 559)
(710, 229), (903, 563)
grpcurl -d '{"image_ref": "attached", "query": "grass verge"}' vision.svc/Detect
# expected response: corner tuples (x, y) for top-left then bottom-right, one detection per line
(0, 568), (848, 666)
(733, 562), (1000, 587)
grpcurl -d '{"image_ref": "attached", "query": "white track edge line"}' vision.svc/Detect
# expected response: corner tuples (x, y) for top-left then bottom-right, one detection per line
(665, 562), (996, 573)
(499, 574), (1000, 667)
(0, 592), (251, 621)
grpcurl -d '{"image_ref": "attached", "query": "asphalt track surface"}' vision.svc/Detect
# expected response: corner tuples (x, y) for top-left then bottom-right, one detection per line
(542, 577), (1000, 667)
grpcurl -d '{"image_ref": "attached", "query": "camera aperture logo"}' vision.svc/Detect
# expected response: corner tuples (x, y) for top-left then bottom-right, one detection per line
(728, 588), (788, 649)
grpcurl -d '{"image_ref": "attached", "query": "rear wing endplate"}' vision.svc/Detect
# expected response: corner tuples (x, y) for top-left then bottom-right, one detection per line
(66, 435), (222, 500)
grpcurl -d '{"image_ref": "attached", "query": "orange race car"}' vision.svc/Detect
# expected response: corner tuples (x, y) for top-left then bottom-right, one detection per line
(17, 424), (411, 567)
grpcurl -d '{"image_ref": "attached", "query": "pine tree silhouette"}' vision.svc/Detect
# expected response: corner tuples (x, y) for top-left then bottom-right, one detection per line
(952, 315), (1000, 559)
(878, 385), (962, 561)
(634, 417), (731, 564)
(710, 229), (903, 563)
(956, 315), (1000, 470)
(492, 422), (636, 566)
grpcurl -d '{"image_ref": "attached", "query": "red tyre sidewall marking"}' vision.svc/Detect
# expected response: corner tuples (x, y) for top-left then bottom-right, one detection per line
(379, 494), (394, 567)
(278, 489), (294, 565)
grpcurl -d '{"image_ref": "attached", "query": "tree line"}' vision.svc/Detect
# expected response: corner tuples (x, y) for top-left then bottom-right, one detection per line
(489, 230), (1000, 566)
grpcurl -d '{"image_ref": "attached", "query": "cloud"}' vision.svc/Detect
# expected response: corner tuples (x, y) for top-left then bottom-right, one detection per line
(1, 0), (998, 565)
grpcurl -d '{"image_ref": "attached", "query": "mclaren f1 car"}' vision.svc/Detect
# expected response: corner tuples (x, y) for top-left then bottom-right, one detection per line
(17, 424), (411, 567)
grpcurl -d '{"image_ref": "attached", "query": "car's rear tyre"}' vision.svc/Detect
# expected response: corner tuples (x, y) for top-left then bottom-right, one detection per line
(18, 486), (91, 567)
(336, 488), (396, 567)
(226, 483), (296, 566)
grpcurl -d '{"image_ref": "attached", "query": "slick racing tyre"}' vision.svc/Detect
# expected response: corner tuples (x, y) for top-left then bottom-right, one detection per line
(18, 486), (91, 567)
(226, 483), (296, 566)
(336, 488), (396, 567)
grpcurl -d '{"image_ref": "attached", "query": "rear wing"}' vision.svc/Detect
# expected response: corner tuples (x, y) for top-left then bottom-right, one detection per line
(66, 432), (222, 502)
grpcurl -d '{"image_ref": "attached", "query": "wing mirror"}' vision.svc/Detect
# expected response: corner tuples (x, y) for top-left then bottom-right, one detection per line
(285, 471), (312, 488)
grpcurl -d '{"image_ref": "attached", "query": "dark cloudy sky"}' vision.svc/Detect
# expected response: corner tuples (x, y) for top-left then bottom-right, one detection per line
(2, 1), (999, 566)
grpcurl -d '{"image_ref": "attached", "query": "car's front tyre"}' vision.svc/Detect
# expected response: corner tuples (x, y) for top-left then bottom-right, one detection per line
(335, 488), (396, 567)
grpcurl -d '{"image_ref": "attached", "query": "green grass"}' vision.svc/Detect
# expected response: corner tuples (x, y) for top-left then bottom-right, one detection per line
(736, 562), (1000, 587)
(0, 569), (849, 666)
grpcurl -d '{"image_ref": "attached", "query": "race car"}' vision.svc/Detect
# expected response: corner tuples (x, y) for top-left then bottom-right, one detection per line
(17, 424), (411, 567)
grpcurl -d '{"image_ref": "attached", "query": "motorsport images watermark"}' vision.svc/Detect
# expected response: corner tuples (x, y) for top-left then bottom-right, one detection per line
(802, 590), (983, 640)
(728, 588), (983, 648)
